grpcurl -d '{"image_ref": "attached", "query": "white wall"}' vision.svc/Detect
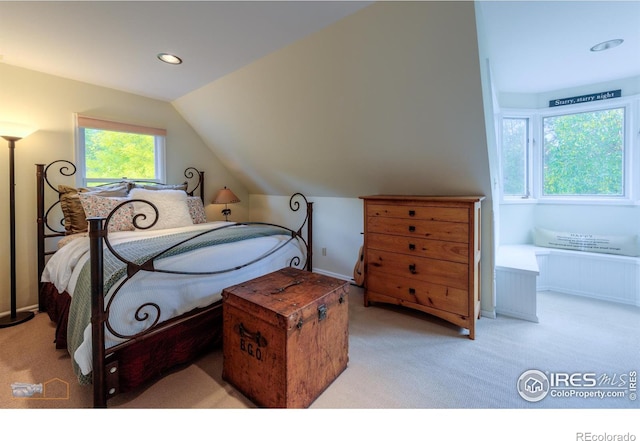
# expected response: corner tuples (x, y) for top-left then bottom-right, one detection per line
(474, 1), (501, 315)
(500, 202), (640, 246)
(499, 76), (640, 110)
(249, 194), (363, 281)
(0, 63), (244, 314)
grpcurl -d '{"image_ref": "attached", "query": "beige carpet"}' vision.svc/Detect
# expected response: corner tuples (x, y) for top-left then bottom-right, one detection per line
(1, 285), (639, 411)
(2, 285), (638, 438)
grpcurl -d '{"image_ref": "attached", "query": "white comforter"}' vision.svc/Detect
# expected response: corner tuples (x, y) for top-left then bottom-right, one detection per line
(41, 221), (305, 376)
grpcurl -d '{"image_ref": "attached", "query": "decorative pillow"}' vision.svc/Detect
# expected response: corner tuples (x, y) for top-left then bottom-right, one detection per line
(58, 183), (129, 234)
(59, 185), (90, 235)
(187, 197), (207, 224)
(78, 193), (135, 232)
(129, 188), (193, 231)
(534, 227), (639, 257)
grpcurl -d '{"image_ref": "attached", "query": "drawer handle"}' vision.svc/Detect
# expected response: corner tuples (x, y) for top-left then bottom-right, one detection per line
(409, 288), (416, 295)
(409, 243), (416, 251)
(408, 210), (416, 217)
(409, 225), (416, 232)
(409, 263), (417, 274)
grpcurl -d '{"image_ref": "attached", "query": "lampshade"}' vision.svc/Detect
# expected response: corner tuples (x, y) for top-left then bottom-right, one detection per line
(0, 122), (37, 140)
(212, 187), (240, 205)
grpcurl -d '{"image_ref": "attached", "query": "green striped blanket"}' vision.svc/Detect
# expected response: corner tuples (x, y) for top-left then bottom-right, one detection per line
(68, 224), (290, 384)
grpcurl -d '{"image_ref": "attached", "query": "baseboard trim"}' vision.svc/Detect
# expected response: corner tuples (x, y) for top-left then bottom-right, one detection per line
(312, 268), (353, 283)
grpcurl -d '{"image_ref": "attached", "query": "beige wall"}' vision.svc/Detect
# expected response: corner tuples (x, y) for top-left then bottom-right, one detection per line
(0, 63), (245, 314)
(174, 1), (492, 199)
(174, 1), (495, 313)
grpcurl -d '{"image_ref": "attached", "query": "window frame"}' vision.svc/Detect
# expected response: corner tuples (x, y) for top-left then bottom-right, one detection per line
(499, 114), (533, 200)
(74, 114), (167, 187)
(499, 95), (637, 205)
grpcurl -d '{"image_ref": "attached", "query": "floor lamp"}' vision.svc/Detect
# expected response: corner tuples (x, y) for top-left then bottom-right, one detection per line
(0, 122), (37, 328)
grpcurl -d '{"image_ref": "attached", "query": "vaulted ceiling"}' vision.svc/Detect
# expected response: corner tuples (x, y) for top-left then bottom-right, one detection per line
(1, 1), (638, 199)
(0, 1), (372, 101)
(1, 1), (637, 101)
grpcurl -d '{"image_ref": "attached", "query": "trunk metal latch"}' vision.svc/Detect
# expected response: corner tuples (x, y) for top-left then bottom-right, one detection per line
(318, 304), (327, 321)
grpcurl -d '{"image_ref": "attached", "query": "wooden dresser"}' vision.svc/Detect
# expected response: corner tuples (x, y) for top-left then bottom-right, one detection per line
(359, 195), (484, 339)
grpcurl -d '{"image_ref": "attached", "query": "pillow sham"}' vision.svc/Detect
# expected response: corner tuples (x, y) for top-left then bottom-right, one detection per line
(78, 193), (135, 232)
(187, 196), (207, 224)
(129, 188), (193, 231)
(58, 183), (129, 234)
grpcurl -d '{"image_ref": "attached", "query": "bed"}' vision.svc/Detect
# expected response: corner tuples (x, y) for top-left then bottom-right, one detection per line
(36, 160), (313, 408)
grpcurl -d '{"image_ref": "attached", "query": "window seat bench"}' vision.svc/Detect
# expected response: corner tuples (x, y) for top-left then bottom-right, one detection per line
(495, 244), (640, 322)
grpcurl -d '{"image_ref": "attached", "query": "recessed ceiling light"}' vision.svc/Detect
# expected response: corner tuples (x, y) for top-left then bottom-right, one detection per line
(157, 53), (182, 65)
(590, 39), (624, 52)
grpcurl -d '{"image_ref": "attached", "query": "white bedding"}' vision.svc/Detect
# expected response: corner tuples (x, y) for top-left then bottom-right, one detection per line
(41, 221), (305, 376)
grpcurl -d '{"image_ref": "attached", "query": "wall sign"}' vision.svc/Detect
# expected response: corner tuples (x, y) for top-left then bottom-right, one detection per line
(549, 89), (621, 107)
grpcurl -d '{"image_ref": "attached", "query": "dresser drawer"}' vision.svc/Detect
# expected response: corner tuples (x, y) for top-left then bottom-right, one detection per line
(367, 232), (468, 264)
(367, 216), (469, 243)
(367, 249), (468, 290)
(366, 203), (469, 223)
(366, 272), (468, 316)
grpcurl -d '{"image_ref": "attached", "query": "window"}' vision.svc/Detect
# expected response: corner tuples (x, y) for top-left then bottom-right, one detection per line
(75, 115), (166, 186)
(542, 108), (625, 197)
(500, 99), (632, 203)
(501, 117), (530, 197)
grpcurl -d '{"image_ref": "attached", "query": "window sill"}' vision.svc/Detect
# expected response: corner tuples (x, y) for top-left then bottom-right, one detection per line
(500, 197), (538, 205)
(500, 197), (638, 207)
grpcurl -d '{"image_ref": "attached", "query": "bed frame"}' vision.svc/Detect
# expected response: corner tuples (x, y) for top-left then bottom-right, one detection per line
(36, 160), (313, 408)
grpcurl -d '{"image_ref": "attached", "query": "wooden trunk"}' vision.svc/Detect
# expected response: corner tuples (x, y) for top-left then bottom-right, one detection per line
(222, 267), (349, 408)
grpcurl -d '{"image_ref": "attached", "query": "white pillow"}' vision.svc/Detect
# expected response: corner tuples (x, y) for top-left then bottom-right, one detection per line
(129, 188), (193, 231)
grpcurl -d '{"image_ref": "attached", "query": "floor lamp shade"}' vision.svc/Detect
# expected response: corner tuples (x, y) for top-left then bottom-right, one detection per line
(0, 122), (37, 328)
(0, 122), (37, 140)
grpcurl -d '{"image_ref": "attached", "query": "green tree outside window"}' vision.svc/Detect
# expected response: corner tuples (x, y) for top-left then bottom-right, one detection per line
(85, 129), (156, 181)
(502, 118), (528, 196)
(543, 108), (624, 196)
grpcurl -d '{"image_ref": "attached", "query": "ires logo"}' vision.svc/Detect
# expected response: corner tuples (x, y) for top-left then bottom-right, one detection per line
(549, 372), (597, 388)
(517, 369), (636, 403)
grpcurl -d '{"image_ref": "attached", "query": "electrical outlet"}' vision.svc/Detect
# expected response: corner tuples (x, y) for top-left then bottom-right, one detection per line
(322, 247), (327, 256)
